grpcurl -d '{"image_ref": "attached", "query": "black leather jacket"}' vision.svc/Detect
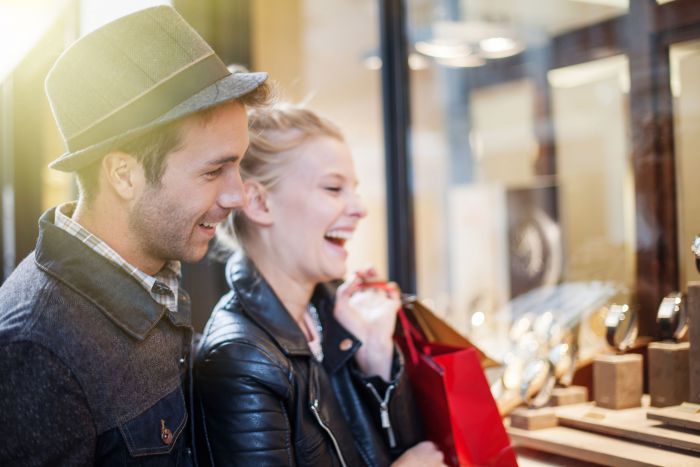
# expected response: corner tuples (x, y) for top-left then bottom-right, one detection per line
(194, 253), (423, 466)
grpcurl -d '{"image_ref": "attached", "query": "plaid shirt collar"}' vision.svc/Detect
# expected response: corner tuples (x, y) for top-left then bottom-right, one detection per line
(54, 202), (181, 312)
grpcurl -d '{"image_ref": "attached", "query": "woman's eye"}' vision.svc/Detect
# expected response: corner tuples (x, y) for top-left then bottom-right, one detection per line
(324, 186), (342, 193)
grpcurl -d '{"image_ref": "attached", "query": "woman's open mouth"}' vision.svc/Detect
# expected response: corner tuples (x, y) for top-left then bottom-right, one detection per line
(324, 229), (353, 249)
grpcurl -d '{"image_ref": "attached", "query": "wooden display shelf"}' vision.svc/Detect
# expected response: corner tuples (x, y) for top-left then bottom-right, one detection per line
(555, 397), (700, 454)
(647, 403), (700, 431)
(507, 423), (700, 466)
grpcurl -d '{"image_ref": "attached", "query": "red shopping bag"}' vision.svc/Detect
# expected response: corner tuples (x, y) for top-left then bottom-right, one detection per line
(396, 310), (518, 467)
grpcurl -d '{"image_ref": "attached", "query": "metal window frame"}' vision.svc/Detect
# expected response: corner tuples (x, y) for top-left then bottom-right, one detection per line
(379, 0), (416, 293)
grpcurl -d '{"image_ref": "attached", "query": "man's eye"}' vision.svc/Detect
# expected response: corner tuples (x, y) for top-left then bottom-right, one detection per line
(324, 186), (342, 193)
(205, 168), (223, 178)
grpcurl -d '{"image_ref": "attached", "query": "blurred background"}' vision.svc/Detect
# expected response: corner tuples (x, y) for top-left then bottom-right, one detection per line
(1, 0), (699, 342)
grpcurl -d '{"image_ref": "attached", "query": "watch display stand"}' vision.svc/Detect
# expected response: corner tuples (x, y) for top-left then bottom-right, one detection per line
(509, 407), (557, 431)
(648, 341), (690, 407)
(547, 385), (588, 406)
(593, 354), (642, 409)
(689, 282), (700, 403)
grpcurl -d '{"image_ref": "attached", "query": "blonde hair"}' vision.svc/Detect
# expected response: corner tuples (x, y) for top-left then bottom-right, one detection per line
(218, 104), (344, 251)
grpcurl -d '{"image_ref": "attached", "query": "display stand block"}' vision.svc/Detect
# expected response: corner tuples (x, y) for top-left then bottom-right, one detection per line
(689, 282), (700, 403)
(648, 341), (690, 407)
(547, 386), (588, 406)
(510, 407), (557, 430)
(593, 354), (642, 409)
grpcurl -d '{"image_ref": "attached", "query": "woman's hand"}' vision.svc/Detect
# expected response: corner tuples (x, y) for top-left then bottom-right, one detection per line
(334, 268), (401, 381)
(391, 442), (447, 467)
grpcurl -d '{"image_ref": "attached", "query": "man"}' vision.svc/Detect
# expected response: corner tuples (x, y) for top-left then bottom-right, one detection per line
(0, 6), (269, 465)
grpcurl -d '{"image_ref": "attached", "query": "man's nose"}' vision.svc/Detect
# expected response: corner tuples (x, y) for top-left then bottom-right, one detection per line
(218, 170), (247, 209)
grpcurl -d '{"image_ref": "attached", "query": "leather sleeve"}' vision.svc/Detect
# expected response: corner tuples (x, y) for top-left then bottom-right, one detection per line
(352, 345), (425, 459)
(0, 341), (96, 466)
(195, 340), (297, 467)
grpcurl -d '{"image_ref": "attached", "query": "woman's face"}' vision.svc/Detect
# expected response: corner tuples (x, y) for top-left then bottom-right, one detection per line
(266, 135), (367, 285)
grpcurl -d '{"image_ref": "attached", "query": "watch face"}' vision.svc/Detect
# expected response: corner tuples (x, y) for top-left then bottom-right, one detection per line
(605, 304), (637, 351)
(604, 304), (626, 328)
(692, 235), (700, 258)
(657, 296), (679, 320)
(657, 292), (688, 342)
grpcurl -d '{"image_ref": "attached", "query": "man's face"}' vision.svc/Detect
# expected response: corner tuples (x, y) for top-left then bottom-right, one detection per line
(128, 101), (249, 268)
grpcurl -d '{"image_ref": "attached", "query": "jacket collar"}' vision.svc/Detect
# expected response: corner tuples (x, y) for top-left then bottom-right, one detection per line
(34, 208), (187, 340)
(227, 252), (360, 370)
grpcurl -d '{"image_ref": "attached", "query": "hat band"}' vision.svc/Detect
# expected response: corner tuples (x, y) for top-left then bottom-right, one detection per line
(66, 53), (229, 151)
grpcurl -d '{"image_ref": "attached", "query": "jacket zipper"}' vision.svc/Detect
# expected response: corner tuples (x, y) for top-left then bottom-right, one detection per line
(365, 382), (397, 448)
(310, 399), (349, 467)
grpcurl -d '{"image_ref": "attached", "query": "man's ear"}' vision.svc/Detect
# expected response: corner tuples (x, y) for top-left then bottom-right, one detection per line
(241, 181), (273, 226)
(101, 151), (144, 201)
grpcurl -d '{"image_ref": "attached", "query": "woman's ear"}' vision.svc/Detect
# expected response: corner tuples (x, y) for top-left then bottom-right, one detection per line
(241, 181), (273, 226)
(101, 151), (144, 201)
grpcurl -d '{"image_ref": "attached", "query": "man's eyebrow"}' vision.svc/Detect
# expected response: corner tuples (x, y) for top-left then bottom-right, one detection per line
(204, 155), (240, 166)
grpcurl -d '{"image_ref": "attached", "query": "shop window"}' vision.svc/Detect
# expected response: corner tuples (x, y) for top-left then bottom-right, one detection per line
(548, 55), (635, 293)
(670, 39), (700, 287)
(406, 0), (632, 354)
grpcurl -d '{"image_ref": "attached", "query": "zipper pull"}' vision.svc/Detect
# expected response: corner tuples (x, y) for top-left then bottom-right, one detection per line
(380, 404), (391, 428)
(381, 404), (397, 448)
(365, 382), (398, 448)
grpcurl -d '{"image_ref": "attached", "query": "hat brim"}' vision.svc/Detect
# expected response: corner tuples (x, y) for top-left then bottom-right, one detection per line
(49, 71), (268, 172)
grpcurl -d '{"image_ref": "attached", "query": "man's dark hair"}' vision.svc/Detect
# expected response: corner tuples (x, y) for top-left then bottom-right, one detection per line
(75, 82), (274, 203)
(74, 120), (183, 203)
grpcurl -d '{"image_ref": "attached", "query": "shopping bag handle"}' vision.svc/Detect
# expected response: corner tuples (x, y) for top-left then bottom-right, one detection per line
(397, 308), (422, 365)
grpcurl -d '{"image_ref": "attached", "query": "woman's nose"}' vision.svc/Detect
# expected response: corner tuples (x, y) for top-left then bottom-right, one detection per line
(348, 192), (367, 219)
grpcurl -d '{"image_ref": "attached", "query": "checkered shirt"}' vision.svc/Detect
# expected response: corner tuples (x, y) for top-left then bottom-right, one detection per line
(54, 203), (181, 312)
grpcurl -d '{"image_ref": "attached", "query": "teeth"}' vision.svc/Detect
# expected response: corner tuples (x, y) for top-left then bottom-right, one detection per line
(200, 222), (216, 229)
(325, 230), (352, 240)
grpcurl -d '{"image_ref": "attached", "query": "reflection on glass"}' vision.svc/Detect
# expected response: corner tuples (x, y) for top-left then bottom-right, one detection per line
(548, 55), (635, 293)
(408, 1), (634, 368)
(670, 39), (700, 287)
(408, 0), (629, 71)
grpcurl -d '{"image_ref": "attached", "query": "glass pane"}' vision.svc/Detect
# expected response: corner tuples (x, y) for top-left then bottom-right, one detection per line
(670, 39), (700, 287)
(548, 55), (635, 291)
(251, 0), (387, 276)
(408, 0), (632, 358)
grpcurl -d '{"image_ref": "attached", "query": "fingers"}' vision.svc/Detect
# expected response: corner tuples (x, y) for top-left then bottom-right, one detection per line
(342, 268), (391, 297)
(356, 267), (378, 280)
(336, 273), (365, 299)
(416, 441), (445, 466)
(392, 441), (446, 467)
(386, 281), (401, 301)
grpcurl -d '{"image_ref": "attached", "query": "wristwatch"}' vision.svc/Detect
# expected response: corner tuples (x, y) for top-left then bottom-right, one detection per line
(604, 304), (638, 351)
(657, 292), (688, 341)
(693, 235), (700, 273)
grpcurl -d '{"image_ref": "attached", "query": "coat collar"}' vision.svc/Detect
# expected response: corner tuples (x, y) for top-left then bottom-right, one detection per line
(226, 252), (360, 371)
(34, 208), (189, 340)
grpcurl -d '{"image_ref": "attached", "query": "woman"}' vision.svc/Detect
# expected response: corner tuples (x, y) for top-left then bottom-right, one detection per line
(194, 105), (445, 466)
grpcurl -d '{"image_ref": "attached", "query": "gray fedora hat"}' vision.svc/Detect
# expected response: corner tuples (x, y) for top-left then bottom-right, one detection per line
(45, 5), (267, 172)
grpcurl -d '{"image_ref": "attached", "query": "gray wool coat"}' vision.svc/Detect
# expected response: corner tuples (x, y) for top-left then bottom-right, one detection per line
(0, 208), (195, 466)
